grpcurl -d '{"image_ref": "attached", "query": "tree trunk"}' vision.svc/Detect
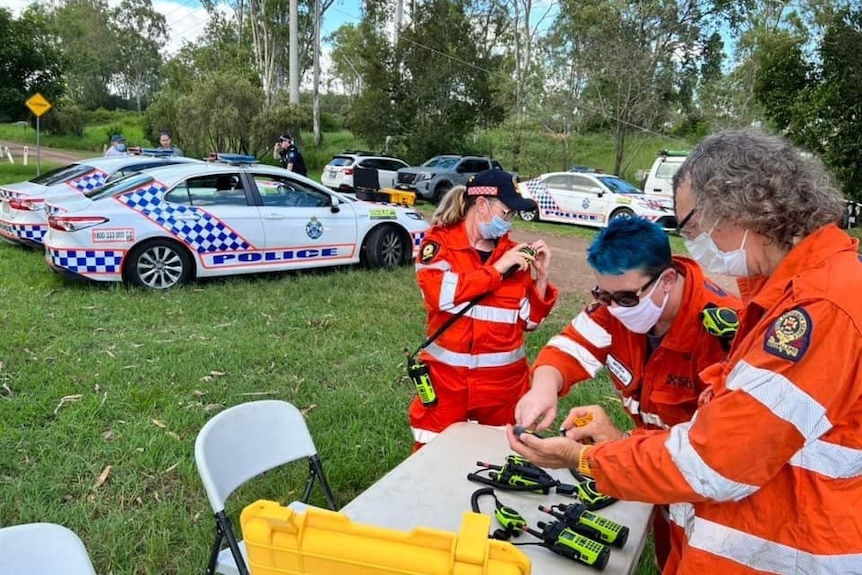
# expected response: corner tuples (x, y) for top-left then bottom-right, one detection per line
(289, 0), (299, 104)
(312, 0), (321, 144)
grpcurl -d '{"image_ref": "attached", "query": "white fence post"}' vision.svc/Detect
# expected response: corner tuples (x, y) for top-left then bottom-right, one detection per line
(2, 146), (12, 163)
(23, 146), (29, 166)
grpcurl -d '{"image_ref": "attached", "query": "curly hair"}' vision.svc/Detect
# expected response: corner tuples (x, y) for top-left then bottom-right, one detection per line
(673, 128), (845, 248)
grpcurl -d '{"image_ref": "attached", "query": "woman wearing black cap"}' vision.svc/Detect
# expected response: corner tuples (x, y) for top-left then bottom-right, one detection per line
(409, 169), (557, 451)
(273, 134), (307, 176)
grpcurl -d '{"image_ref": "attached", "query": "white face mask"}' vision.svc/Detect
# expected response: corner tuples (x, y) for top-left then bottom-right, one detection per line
(685, 223), (750, 277)
(607, 275), (669, 334)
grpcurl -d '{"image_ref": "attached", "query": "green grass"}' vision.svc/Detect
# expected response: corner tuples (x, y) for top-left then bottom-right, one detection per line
(0, 157), (665, 575)
(0, 241), (658, 574)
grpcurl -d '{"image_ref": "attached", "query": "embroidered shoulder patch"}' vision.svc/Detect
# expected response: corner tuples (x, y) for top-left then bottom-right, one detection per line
(763, 307), (812, 362)
(585, 301), (602, 315)
(420, 241), (440, 263)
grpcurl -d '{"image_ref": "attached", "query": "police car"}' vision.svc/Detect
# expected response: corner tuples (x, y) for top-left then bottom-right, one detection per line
(517, 171), (676, 230)
(0, 154), (200, 247)
(42, 157), (429, 289)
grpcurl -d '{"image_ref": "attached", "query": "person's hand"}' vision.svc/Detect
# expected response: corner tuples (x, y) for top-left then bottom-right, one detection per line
(514, 367), (562, 431)
(506, 424), (585, 469)
(529, 239), (551, 280)
(492, 243), (534, 277)
(561, 405), (625, 443)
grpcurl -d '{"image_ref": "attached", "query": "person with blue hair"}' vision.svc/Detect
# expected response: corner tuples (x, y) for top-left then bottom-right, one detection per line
(514, 215), (739, 570)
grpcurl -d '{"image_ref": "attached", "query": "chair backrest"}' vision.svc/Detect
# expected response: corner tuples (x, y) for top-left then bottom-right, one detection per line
(194, 400), (319, 513)
(0, 523), (97, 575)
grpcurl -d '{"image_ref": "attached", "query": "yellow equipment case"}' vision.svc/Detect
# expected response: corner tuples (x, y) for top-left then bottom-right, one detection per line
(355, 187), (417, 207)
(240, 499), (531, 575)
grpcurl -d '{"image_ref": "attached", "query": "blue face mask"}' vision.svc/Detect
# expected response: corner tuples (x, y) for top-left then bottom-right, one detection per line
(478, 214), (512, 240)
(117, 143), (126, 152)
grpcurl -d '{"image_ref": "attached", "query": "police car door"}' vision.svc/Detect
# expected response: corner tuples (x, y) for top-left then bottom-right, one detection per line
(250, 172), (358, 267)
(165, 173), (267, 272)
(569, 174), (610, 226)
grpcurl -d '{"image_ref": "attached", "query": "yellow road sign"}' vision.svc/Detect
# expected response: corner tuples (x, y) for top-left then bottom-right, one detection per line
(25, 93), (52, 117)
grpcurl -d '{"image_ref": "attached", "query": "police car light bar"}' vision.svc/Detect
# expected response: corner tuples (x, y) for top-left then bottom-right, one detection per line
(206, 153), (258, 165)
(138, 148), (177, 158)
(659, 149), (689, 157)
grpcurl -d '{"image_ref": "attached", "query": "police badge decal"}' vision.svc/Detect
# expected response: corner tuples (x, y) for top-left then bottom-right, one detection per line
(763, 307), (812, 362)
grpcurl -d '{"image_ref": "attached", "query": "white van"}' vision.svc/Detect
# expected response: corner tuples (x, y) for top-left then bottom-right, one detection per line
(643, 150), (688, 197)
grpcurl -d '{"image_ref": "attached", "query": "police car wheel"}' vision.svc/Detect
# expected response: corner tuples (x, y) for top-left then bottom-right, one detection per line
(363, 225), (408, 269)
(519, 209), (538, 222)
(432, 182), (450, 204)
(609, 207), (634, 221)
(124, 239), (193, 289)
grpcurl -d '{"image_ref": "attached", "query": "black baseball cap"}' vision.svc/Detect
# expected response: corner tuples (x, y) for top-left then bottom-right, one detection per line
(466, 169), (536, 212)
(278, 134), (293, 142)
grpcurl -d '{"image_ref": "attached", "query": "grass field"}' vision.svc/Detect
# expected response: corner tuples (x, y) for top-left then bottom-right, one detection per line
(0, 163), (661, 574)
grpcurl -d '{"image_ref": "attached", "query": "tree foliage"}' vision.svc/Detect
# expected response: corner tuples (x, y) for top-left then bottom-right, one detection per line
(0, 7), (65, 122)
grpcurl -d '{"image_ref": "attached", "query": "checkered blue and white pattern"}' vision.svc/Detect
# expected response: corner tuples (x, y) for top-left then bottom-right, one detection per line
(524, 179), (562, 214)
(46, 204), (66, 216)
(49, 248), (123, 273)
(17, 223), (46, 241)
(67, 170), (109, 193)
(0, 189), (21, 200)
(412, 231), (425, 247)
(0, 222), (46, 242)
(118, 185), (252, 253)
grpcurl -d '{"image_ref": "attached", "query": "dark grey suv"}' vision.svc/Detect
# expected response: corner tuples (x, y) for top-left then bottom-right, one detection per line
(395, 155), (505, 202)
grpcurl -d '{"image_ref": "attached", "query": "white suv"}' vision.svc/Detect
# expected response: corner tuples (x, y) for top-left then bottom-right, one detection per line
(321, 151), (410, 193)
(643, 150), (688, 197)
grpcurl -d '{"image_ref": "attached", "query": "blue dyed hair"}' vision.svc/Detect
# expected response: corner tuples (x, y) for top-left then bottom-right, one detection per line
(586, 217), (671, 276)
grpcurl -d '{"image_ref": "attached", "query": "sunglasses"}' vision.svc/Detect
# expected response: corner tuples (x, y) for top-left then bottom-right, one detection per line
(488, 199), (515, 221)
(676, 207), (698, 238)
(591, 270), (667, 307)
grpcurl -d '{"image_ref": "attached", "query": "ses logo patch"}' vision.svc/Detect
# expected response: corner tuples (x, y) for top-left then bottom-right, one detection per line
(209, 247), (340, 266)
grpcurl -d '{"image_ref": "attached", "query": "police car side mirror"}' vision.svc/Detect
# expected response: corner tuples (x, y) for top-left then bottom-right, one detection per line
(329, 196), (340, 213)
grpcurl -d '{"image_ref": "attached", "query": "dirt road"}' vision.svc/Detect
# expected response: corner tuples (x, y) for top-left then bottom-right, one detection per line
(510, 227), (739, 297)
(0, 140), (92, 166)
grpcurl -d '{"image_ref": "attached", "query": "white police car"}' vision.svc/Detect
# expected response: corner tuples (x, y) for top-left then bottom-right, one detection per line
(0, 154), (200, 247)
(42, 157), (428, 289)
(517, 171), (676, 230)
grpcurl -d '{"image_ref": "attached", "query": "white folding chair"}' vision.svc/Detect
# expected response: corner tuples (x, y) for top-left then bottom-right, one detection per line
(0, 522), (97, 575)
(194, 400), (338, 575)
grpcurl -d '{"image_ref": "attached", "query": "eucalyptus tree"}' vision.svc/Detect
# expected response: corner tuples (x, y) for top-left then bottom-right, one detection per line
(112, 0), (168, 111)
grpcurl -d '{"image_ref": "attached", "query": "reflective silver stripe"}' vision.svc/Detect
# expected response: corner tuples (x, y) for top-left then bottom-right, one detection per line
(546, 336), (603, 377)
(425, 342), (526, 369)
(640, 411), (669, 429)
(411, 427), (440, 444)
(790, 439), (862, 479)
(518, 298), (531, 323)
(688, 517), (862, 575)
(439, 271), (459, 310)
(572, 312), (612, 348)
(622, 395), (640, 415)
(668, 502), (695, 537)
(415, 260), (451, 272)
(665, 421), (759, 501)
(727, 361), (832, 440)
(466, 304), (520, 324)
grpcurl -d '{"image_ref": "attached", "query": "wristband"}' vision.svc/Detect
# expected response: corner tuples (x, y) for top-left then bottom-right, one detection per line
(577, 445), (593, 477)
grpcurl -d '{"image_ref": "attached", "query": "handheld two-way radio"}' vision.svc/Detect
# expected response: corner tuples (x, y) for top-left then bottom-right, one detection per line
(524, 520), (610, 571)
(539, 503), (629, 548)
(470, 487), (527, 540)
(404, 351), (437, 406)
(468, 459), (574, 495)
(569, 469), (617, 511)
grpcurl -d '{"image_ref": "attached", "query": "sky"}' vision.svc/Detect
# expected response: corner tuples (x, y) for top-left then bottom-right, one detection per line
(5, 0), (365, 55)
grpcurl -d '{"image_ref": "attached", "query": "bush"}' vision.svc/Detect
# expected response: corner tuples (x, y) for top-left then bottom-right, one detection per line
(40, 104), (86, 137)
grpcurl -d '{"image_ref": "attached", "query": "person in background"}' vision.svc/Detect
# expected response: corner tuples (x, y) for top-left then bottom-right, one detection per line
(273, 134), (307, 176)
(104, 134), (126, 157)
(410, 169), (558, 451)
(157, 131), (183, 156)
(507, 128), (861, 575)
(514, 215), (740, 570)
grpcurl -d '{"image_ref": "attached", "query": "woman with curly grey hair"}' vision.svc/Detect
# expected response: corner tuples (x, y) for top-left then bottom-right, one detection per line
(506, 128), (862, 574)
